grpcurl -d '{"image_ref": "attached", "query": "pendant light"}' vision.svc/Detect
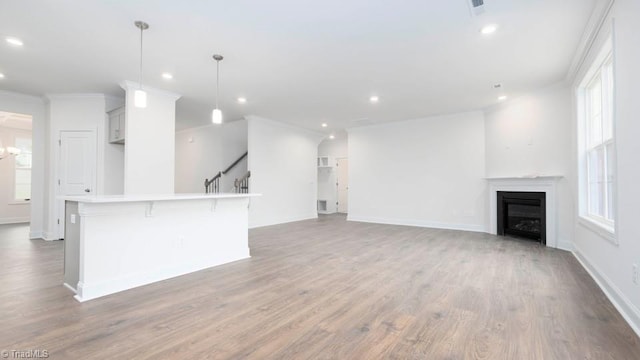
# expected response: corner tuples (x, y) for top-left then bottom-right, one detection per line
(212, 54), (224, 124)
(134, 21), (149, 108)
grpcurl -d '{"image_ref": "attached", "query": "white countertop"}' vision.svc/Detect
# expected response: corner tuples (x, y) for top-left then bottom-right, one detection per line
(484, 175), (563, 180)
(60, 193), (260, 203)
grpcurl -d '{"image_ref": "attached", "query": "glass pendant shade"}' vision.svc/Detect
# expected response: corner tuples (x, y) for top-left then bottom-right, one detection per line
(212, 108), (223, 124)
(133, 21), (149, 109)
(7, 147), (21, 155)
(134, 89), (147, 108)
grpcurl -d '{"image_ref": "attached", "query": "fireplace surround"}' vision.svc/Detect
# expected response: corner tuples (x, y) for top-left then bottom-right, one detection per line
(487, 176), (562, 249)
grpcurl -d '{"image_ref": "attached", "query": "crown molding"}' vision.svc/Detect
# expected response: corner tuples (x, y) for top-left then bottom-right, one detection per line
(246, 114), (325, 141)
(44, 93), (106, 101)
(0, 90), (45, 103)
(565, 0), (615, 83)
(119, 80), (181, 101)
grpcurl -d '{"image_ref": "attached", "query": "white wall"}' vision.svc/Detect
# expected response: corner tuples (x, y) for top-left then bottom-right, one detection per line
(220, 119), (248, 192)
(569, 0), (640, 335)
(122, 82), (180, 195)
(0, 91), (45, 238)
(175, 125), (223, 193)
(348, 111), (486, 231)
(484, 84), (574, 248)
(247, 116), (323, 228)
(46, 94), (106, 239)
(317, 131), (348, 214)
(318, 131), (348, 159)
(174, 119), (247, 194)
(485, 84), (572, 178)
(0, 126), (32, 224)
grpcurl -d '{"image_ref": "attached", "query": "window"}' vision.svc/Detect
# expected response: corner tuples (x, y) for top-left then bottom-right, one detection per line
(14, 137), (32, 201)
(578, 39), (615, 235)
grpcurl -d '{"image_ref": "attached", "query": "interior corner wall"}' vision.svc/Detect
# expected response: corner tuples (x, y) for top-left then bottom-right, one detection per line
(174, 119), (247, 194)
(348, 111), (486, 232)
(0, 91), (46, 238)
(220, 119), (248, 193)
(569, 0), (640, 336)
(247, 116), (322, 228)
(484, 84), (575, 249)
(175, 125), (223, 193)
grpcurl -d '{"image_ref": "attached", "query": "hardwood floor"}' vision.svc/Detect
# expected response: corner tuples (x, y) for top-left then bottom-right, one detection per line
(1, 215), (639, 359)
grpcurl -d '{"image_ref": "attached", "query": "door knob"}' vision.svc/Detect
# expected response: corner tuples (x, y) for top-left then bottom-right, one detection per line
(84, 188), (91, 193)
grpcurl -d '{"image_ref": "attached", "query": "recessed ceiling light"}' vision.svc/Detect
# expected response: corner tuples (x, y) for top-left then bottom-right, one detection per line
(370, 96), (379, 103)
(237, 97), (247, 104)
(5, 37), (23, 46)
(329, 134), (335, 140)
(162, 72), (173, 80)
(498, 95), (508, 101)
(480, 24), (498, 35)
(0, 73), (5, 79)
(321, 123), (328, 128)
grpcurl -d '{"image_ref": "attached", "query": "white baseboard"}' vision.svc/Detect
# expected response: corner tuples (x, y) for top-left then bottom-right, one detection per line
(573, 244), (640, 339)
(42, 231), (61, 241)
(0, 217), (29, 225)
(347, 215), (487, 233)
(29, 230), (44, 239)
(555, 238), (574, 252)
(249, 213), (318, 229)
(75, 250), (250, 302)
(63, 282), (77, 294)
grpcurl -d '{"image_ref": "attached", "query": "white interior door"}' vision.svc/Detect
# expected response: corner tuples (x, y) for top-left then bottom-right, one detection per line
(58, 130), (96, 238)
(337, 158), (348, 213)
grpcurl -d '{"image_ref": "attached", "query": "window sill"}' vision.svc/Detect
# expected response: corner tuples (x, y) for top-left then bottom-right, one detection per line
(578, 215), (617, 245)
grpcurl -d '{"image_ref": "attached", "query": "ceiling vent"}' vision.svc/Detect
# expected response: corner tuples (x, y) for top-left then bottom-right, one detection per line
(468, 0), (486, 16)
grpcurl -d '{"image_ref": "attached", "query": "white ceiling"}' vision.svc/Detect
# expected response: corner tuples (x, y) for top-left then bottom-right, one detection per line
(0, 0), (596, 131)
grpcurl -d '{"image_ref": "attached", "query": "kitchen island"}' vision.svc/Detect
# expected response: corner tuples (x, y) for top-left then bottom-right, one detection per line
(61, 193), (258, 302)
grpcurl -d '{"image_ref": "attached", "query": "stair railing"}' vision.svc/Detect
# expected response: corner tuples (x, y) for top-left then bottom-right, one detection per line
(204, 172), (221, 194)
(204, 152), (248, 193)
(234, 171), (251, 194)
(222, 152), (248, 175)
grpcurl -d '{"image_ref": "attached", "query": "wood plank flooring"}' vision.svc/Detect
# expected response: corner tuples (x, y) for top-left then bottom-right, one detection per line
(1, 215), (639, 359)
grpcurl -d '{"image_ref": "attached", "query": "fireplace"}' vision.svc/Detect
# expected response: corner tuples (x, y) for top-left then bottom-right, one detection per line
(497, 191), (546, 245)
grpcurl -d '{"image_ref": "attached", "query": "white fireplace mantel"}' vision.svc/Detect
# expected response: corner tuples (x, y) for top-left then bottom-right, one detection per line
(486, 176), (563, 249)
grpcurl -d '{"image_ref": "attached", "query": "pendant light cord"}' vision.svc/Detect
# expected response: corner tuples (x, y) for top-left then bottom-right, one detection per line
(139, 26), (144, 89)
(216, 59), (220, 109)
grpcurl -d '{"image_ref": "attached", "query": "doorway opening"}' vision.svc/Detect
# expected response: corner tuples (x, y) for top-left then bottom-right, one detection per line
(317, 130), (348, 215)
(0, 111), (33, 225)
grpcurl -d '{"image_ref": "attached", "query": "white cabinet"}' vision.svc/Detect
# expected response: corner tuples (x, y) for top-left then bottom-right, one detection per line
(108, 106), (126, 144)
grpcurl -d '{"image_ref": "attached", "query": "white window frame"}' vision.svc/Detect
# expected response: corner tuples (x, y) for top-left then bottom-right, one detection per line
(576, 36), (616, 243)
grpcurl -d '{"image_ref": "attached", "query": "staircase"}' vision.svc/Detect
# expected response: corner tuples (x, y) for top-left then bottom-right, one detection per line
(234, 171), (251, 194)
(204, 172), (221, 194)
(204, 152), (250, 194)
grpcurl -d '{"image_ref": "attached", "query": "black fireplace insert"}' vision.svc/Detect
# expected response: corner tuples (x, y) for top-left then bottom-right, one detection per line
(497, 191), (546, 245)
